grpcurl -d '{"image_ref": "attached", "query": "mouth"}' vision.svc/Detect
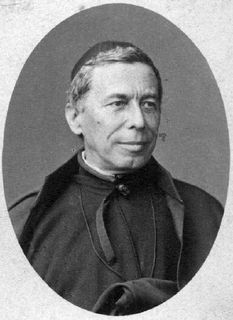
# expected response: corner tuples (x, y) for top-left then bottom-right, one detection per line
(118, 141), (149, 151)
(120, 140), (149, 145)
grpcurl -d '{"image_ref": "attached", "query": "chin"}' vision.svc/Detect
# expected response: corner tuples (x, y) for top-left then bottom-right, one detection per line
(114, 155), (150, 172)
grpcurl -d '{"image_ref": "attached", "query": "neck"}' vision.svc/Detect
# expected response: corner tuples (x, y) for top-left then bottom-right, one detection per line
(81, 151), (127, 177)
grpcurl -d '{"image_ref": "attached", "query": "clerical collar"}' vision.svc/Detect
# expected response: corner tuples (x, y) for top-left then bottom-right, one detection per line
(81, 151), (136, 179)
(79, 150), (154, 198)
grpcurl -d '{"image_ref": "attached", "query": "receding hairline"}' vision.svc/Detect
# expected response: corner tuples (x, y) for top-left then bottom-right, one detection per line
(89, 60), (159, 77)
(71, 41), (152, 80)
(89, 61), (160, 94)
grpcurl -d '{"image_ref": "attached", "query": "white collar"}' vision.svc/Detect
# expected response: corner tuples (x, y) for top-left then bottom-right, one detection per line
(81, 151), (127, 177)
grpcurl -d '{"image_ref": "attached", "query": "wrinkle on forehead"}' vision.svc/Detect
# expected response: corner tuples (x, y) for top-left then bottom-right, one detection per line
(90, 62), (159, 100)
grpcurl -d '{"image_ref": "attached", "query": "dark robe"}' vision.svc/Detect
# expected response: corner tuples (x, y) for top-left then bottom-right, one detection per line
(9, 152), (223, 315)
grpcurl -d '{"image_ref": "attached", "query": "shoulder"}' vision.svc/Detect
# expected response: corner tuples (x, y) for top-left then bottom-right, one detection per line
(8, 190), (39, 239)
(173, 179), (223, 228)
(8, 153), (80, 240)
(174, 179), (223, 209)
(149, 157), (223, 216)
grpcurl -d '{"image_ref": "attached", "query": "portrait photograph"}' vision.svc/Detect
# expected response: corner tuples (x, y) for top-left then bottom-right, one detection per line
(0, 1), (232, 319)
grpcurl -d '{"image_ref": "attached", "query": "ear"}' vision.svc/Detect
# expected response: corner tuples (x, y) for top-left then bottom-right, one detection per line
(65, 103), (83, 135)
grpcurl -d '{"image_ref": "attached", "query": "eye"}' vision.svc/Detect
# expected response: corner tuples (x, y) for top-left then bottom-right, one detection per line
(109, 100), (127, 108)
(141, 101), (159, 112)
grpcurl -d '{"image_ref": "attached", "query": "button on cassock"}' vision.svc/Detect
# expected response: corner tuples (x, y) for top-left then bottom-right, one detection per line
(116, 184), (130, 197)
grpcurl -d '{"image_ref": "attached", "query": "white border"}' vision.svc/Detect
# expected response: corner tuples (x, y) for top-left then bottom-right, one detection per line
(0, 1), (232, 319)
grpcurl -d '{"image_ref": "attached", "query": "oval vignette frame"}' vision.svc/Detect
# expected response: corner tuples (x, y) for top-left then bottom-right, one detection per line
(1, 2), (231, 320)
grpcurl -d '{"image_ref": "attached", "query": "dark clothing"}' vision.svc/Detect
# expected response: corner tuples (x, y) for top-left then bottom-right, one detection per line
(9, 153), (223, 315)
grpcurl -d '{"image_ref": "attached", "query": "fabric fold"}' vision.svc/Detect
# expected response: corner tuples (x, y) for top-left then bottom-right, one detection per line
(93, 278), (178, 315)
(96, 192), (116, 264)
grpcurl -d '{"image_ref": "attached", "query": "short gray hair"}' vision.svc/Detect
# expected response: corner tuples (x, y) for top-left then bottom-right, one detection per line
(66, 41), (163, 108)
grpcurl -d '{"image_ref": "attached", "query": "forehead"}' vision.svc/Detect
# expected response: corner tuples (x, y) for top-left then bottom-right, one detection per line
(90, 62), (158, 95)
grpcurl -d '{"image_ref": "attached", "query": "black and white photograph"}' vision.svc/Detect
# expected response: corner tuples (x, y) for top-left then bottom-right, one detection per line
(0, 1), (232, 319)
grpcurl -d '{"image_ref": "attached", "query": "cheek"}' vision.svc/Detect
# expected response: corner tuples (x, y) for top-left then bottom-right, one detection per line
(84, 113), (101, 130)
(92, 119), (111, 140)
(95, 119), (108, 132)
(146, 114), (160, 131)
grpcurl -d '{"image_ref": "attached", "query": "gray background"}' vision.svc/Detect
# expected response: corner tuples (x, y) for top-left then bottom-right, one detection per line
(2, 3), (229, 206)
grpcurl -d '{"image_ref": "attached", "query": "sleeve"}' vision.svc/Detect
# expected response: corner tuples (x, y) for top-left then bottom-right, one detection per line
(92, 278), (178, 315)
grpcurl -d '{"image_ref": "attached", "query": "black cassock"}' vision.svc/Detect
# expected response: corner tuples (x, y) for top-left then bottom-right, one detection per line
(9, 151), (223, 315)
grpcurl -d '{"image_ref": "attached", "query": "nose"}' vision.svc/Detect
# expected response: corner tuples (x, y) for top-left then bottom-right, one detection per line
(127, 101), (145, 130)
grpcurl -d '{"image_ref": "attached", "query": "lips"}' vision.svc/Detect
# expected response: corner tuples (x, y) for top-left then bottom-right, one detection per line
(118, 141), (150, 152)
(119, 141), (148, 145)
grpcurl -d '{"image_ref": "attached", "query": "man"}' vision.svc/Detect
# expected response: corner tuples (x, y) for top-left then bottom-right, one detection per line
(9, 41), (223, 315)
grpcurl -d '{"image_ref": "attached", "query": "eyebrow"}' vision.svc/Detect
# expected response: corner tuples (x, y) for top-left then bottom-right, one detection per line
(140, 94), (159, 101)
(104, 93), (159, 101)
(105, 94), (129, 101)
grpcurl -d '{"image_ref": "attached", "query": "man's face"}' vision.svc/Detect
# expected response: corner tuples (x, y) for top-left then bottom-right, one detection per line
(77, 62), (161, 173)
